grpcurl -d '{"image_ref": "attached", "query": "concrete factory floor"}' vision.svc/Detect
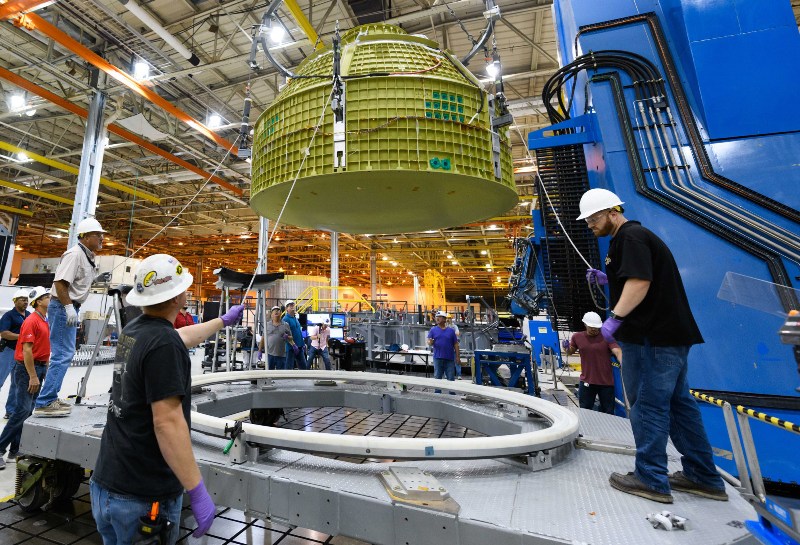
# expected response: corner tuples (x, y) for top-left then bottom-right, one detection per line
(0, 350), (579, 544)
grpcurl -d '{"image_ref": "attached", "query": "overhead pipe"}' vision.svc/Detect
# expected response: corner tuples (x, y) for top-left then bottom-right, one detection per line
(117, 0), (200, 66)
(0, 67), (242, 196)
(12, 12), (237, 154)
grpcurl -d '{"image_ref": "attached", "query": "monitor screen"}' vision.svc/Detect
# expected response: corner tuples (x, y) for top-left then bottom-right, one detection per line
(331, 312), (346, 328)
(329, 327), (344, 339)
(306, 313), (330, 326)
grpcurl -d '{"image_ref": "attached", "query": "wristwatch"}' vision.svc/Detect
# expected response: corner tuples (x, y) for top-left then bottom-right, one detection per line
(610, 310), (625, 321)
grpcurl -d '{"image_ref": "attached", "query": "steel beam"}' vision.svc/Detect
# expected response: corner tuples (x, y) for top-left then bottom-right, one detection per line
(0, 67), (241, 195)
(0, 140), (160, 204)
(16, 12), (238, 154)
(0, 178), (74, 205)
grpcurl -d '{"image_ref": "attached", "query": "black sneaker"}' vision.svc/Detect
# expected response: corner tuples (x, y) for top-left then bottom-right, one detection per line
(609, 472), (674, 503)
(669, 471), (728, 501)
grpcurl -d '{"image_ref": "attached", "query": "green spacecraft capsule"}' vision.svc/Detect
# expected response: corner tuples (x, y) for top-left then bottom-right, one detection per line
(250, 24), (517, 234)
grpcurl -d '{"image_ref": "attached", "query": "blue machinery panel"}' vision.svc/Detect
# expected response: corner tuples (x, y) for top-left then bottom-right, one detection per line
(532, 2), (800, 538)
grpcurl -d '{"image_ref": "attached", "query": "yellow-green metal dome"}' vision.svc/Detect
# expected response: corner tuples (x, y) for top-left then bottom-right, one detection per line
(250, 24), (517, 234)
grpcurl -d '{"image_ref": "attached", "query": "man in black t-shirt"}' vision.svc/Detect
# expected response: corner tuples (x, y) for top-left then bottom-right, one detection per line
(578, 188), (726, 504)
(91, 254), (244, 544)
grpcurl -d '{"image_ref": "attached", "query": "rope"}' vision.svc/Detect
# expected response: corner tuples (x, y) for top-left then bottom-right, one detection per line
(690, 390), (800, 435)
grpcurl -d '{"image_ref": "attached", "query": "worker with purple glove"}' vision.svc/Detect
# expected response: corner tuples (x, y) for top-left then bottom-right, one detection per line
(91, 254), (244, 543)
(282, 300), (308, 370)
(578, 189), (724, 505)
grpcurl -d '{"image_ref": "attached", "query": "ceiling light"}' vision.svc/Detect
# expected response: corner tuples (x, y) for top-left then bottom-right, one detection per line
(269, 21), (285, 43)
(208, 113), (222, 129)
(487, 268), (493, 272)
(178, 241), (184, 246)
(485, 263), (491, 268)
(16, 151), (30, 162)
(25, 109), (36, 117)
(9, 94), (25, 110)
(15, 244), (23, 251)
(279, 267), (284, 272)
(382, 256), (388, 261)
(488, 224), (498, 230)
(451, 261), (458, 265)
(133, 60), (149, 81)
(480, 250), (487, 255)
(391, 262), (398, 266)
(485, 60), (500, 78)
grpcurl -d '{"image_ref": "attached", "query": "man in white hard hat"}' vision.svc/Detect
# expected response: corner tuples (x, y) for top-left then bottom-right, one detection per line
(0, 289), (31, 419)
(577, 188), (725, 504)
(282, 300), (307, 370)
(562, 311), (621, 414)
(260, 305), (293, 370)
(34, 217), (111, 417)
(427, 310), (460, 391)
(91, 254), (244, 543)
(0, 287), (52, 468)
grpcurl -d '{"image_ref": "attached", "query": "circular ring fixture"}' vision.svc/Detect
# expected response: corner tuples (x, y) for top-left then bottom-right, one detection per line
(191, 370), (579, 459)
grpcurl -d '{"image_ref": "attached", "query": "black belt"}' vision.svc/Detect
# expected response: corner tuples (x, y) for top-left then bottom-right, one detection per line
(16, 360), (48, 366)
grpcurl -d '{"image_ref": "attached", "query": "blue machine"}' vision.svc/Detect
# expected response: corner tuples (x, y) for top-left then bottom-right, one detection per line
(517, 1), (800, 543)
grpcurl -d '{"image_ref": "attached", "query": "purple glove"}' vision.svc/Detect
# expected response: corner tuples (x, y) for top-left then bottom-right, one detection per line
(188, 480), (215, 538)
(292, 344), (300, 355)
(220, 304), (244, 327)
(586, 268), (608, 286)
(561, 339), (570, 351)
(600, 317), (622, 343)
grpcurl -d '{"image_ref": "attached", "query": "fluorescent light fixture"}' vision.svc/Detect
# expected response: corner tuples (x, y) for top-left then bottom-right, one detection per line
(133, 61), (150, 81)
(480, 250), (488, 255)
(486, 60), (500, 78)
(16, 151), (30, 162)
(208, 114), (222, 128)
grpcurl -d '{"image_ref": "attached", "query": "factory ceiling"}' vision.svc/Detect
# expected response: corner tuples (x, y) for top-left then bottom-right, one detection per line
(2, 1), (796, 302)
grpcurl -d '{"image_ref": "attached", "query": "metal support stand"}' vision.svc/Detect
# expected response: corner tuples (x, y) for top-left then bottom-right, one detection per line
(75, 286), (129, 404)
(68, 89), (106, 247)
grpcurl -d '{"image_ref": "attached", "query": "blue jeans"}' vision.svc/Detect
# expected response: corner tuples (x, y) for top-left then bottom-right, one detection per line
(578, 383), (615, 414)
(285, 344), (308, 370)
(0, 362), (46, 456)
(267, 354), (285, 370)
(619, 340), (724, 494)
(91, 480), (182, 545)
(0, 348), (19, 415)
(37, 298), (76, 408)
(307, 347), (332, 370)
(433, 358), (455, 394)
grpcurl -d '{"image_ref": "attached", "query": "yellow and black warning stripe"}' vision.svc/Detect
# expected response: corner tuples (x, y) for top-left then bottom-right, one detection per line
(690, 390), (800, 434)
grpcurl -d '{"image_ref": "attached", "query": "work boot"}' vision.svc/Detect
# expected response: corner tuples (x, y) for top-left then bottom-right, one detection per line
(669, 471), (728, 501)
(33, 401), (70, 417)
(609, 472), (673, 504)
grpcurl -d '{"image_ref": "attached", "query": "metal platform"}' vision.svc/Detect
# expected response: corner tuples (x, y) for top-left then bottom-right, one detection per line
(12, 374), (758, 545)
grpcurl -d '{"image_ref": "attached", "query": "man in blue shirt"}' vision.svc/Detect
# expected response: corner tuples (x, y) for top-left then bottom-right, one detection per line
(0, 289), (31, 419)
(427, 311), (460, 388)
(282, 300), (308, 370)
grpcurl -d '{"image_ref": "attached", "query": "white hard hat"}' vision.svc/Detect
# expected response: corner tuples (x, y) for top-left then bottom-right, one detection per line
(401, 343), (409, 351)
(12, 288), (30, 301)
(75, 217), (107, 236)
(126, 254), (193, 306)
(285, 300), (295, 306)
(435, 310), (447, 318)
(576, 188), (624, 220)
(27, 286), (50, 306)
(271, 305), (281, 311)
(582, 311), (603, 328)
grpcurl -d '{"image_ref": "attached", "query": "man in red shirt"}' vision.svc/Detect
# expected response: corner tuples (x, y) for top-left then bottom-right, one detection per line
(174, 306), (194, 329)
(562, 311), (622, 414)
(0, 286), (58, 468)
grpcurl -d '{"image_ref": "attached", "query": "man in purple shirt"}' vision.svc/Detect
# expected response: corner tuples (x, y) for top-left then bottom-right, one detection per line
(427, 311), (460, 389)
